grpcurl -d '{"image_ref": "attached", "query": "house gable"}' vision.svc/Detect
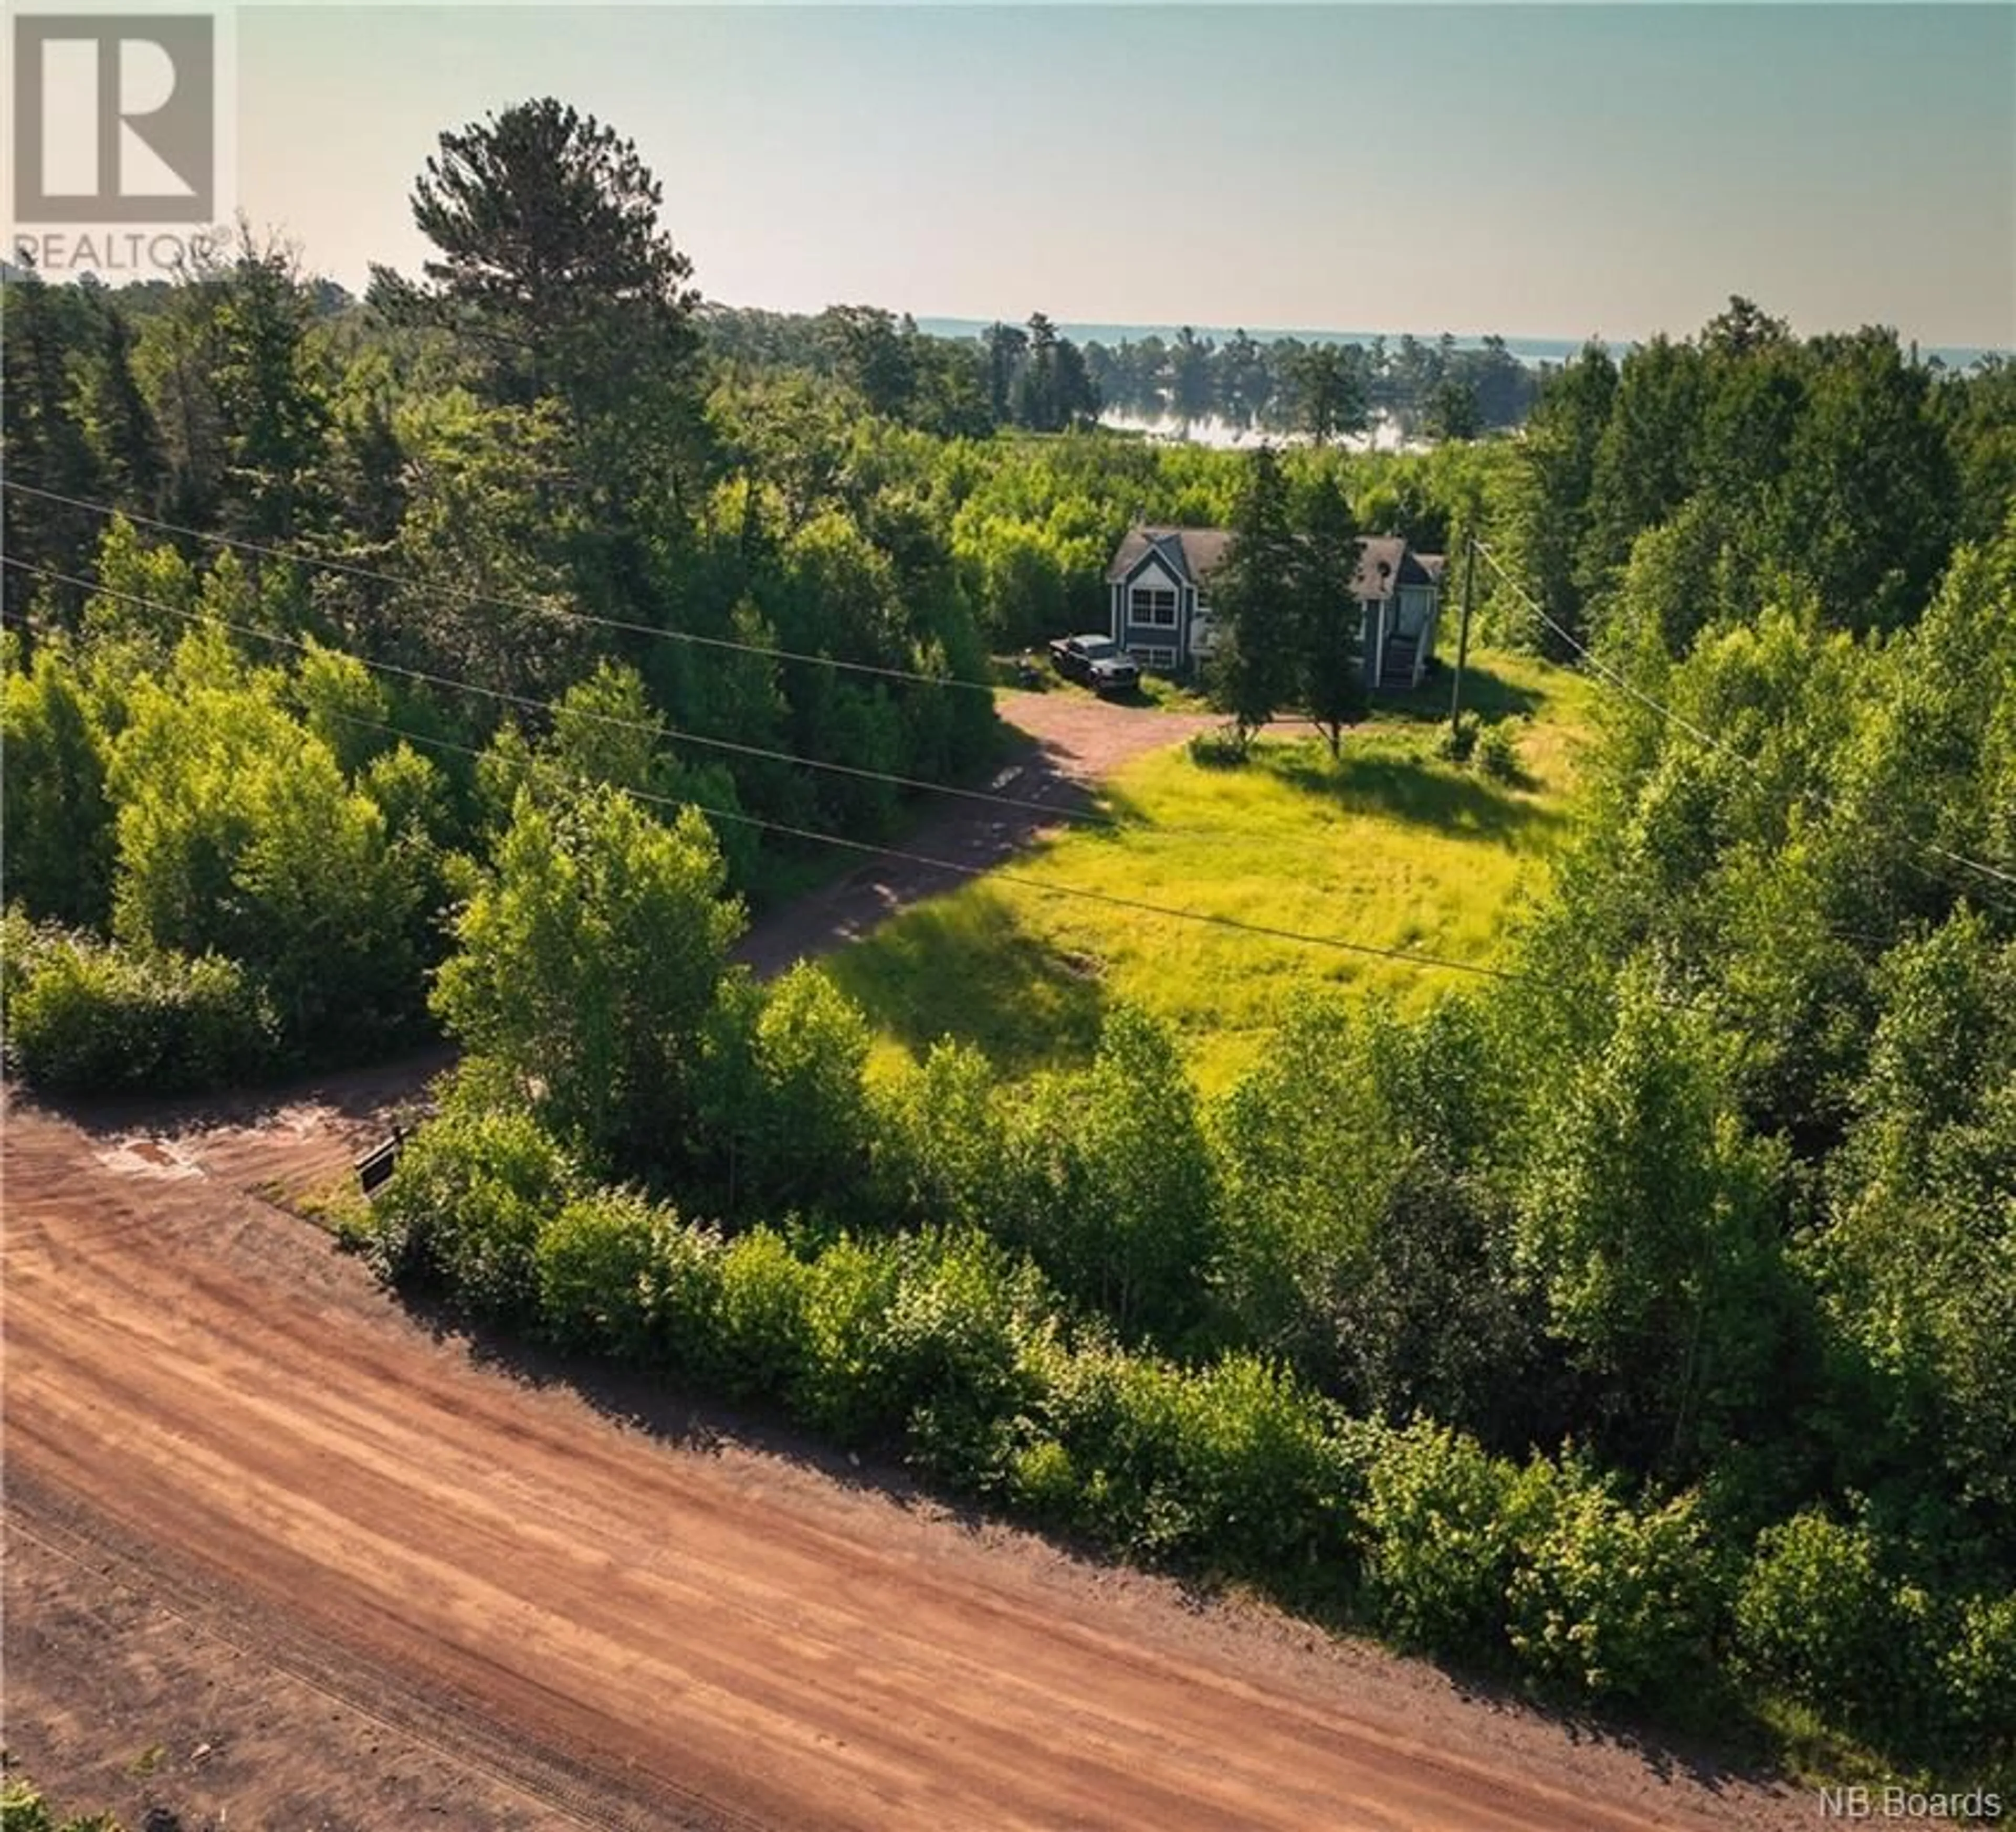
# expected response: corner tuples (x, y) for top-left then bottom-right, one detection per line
(1119, 549), (1185, 594)
(1116, 546), (1189, 664)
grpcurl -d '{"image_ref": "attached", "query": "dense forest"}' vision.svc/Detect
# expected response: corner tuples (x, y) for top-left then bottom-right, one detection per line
(5, 94), (2013, 1791)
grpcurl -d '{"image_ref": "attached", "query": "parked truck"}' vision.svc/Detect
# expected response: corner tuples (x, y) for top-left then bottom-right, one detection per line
(1048, 634), (1141, 696)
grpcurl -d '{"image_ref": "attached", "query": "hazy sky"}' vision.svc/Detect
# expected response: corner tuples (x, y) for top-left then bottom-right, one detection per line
(233, 4), (2015, 348)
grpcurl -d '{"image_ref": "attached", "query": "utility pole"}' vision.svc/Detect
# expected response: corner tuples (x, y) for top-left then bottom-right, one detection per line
(1449, 529), (1477, 743)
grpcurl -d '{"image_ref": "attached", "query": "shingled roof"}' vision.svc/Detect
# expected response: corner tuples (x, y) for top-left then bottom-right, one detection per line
(1110, 525), (1444, 598)
(1353, 536), (1444, 598)
(1106, 527), (1236, 587)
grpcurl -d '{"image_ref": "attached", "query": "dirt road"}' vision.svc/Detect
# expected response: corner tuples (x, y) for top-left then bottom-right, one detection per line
(3, 1093), (1808, 1830)
(736, 690), (1220, 976)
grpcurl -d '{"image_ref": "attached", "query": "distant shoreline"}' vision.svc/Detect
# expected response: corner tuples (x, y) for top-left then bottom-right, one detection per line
(912, 315), (2009, 372)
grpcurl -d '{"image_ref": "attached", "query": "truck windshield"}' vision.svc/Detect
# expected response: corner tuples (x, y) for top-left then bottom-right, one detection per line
(1079, 639), (1118, 659)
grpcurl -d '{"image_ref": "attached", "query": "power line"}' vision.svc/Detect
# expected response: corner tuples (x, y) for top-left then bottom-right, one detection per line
(279, 709), (1540, 990)
(1469, 538), (2016, 894)
(4, 556), (1443, 853)
(2, 479), (1002, 696)
(0, 555), (1532, 984)
(21, 481), (2007, 891)
(2, 557), (1125, 833)
(1472, 540), (1740, 757)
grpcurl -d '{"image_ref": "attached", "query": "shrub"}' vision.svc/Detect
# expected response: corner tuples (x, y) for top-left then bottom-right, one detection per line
(1160, 1353), (1350, 1572)
(1360, 1416), (1548, 1657)
(888, 1233), (1048, 1487)
(1475, 718), (1523, 783)
(709, 1226), (814, 1402)
(1025, 1336), (1176, 1551)
(1186, 728), (1248, 768)
(1732, 1509), (1930, 1735)
(1078, 1351), (1197, 1557)
(652, 1215), (728, 1377)
(1506, 1464), (1721, 1701)
(1437, 711), (1480, 764)
(1025, 1340), (1351, 1571)
(0, 1773), (122, 1832)
(1, 913), (278, 1093)
(369, 1097), (581, 1323)
(1937, 1590), (2016, 1767)
(536, 1187), (676, 1361)
(1005, 1435), (1080, 1523)
(794, 1234), (910, 1441)
(791, 1229), (1046, 1477)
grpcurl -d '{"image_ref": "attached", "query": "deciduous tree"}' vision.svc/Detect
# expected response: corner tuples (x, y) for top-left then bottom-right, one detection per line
(433, 782), (743, 1171)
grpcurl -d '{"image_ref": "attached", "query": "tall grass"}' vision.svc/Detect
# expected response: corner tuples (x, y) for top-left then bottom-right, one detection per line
(830, 651), (1598, 1088)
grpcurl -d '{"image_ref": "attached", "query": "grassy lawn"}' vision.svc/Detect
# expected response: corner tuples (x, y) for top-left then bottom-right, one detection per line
(826, 650), (1600, 1091)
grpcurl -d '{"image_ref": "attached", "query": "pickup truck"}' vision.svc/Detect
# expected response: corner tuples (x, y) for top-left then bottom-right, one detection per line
(1048, 634), (1141, 696)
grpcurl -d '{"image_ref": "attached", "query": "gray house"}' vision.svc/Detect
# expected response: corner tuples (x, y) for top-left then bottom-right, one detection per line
(1105, 525), (1446, 692)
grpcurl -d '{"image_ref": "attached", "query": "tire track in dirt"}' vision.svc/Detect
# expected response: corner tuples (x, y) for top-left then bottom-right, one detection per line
(4, 1100), (1809, 1830)
(7, 1482), (692, 1832)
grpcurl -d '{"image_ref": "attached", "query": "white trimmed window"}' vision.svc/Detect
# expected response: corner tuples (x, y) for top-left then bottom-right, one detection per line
(1129, 645), (1178, 670)
(1130, 586), (1178, 627)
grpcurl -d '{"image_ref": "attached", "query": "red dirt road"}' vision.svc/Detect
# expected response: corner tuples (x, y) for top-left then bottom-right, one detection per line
(3, 1093), (1810, 1830)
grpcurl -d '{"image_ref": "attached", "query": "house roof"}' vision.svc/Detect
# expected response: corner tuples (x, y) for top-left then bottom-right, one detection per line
(1106, 526), (1236, 587)
(1356, 537), (1445, 597)
(1109, 525), (1442, 599)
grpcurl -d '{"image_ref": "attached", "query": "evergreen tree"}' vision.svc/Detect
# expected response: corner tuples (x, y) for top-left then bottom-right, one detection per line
(81, 290), (165, 513)
(1292, 471), (1366, 756)
(1205, 446), (1299, 749)
(1, 268), (108, 620)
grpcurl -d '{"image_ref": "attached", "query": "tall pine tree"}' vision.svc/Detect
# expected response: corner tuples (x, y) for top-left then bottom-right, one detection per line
(1207, 446), (1299, 750)
(1293, 472), (1365, 757)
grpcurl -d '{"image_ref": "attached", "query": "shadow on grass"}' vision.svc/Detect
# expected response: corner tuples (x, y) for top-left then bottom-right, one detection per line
(1260, 744), (1567, 844)
(822, 889), (1110, 1078)
(1376, 661), (1543, 726)
(736, 723), (1105, 981)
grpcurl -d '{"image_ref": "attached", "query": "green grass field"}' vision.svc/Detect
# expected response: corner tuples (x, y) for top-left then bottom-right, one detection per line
(827, 651), (1600, 1090)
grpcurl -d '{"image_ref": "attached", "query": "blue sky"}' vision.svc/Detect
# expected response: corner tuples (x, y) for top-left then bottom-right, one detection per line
(235, 5), (2015, 347)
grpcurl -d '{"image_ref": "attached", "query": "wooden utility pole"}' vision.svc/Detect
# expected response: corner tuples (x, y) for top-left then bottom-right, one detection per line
(1449, 529), (1477, 742)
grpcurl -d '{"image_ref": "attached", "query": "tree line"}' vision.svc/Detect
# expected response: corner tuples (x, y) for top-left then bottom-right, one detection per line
(701, 309), (1541, 445)
(1489, 295), (2014, 657)
(1084, 326), (1538, 441)
(702, 302), (1101, 436)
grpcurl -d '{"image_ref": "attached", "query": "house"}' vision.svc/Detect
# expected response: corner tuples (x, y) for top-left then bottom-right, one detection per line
(1104, 525), (1446, 693)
